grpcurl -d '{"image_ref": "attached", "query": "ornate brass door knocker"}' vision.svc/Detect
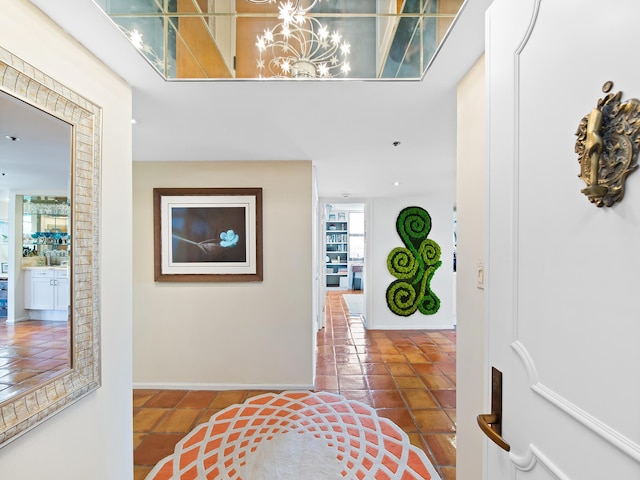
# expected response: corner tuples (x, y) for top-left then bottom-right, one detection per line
(575, 81), (640, 207)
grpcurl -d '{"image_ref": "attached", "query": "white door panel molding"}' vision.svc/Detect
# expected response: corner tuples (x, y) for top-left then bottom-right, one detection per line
(511, 341), (640, 463)
(511, 444), (569, 479)
(512, 0), (640, 445)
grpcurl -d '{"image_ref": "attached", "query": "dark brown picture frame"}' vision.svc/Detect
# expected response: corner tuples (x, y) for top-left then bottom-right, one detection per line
(154, 188), (263, 282)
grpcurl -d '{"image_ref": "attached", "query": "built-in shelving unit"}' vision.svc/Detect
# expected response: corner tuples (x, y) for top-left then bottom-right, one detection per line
(325, 213), (348, 288)
(21, 197), (70, 267)
(0, 279), (7, 318)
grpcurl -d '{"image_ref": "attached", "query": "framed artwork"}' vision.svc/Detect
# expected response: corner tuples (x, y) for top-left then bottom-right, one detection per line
(154, 188), (263, 282)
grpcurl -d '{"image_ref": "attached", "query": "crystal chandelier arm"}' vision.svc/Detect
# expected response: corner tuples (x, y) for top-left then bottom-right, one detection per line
(267, 35), (306, 60)
(254, 0), (349, 78)
(247, 0), (321, 13)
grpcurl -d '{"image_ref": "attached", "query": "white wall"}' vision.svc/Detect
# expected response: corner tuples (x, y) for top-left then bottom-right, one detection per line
(7, 196), (27, 323)
(0, 2), (133, 479)
(133, 160), (314, 389)
(367, 196), (455, 329)
(0, 201), (7, 268)
(455, 54), (485, 479)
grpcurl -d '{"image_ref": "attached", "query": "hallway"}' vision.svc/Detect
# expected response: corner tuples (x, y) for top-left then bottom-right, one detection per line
(133, 291), (456, 479)
(318, 291), (456, 479)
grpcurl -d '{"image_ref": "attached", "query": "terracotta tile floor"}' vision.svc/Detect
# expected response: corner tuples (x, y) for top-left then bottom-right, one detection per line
(133, 290), (456, 480)
(0, 319), (70, 403)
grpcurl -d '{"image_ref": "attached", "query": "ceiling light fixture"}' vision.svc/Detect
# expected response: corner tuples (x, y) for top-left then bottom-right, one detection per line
(393, 181), (400, 186)
(255, 1), (350, 78)
(5, 135), (19, 141)
(248, 0), (323, 14)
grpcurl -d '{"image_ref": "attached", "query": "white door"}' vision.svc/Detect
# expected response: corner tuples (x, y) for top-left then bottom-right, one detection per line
(28, 276), (54, 310)
(484, 0), (640, 478)
(54, 275), (69, 311)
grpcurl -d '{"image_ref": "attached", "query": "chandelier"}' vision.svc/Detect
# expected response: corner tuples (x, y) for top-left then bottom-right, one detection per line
(247, 0), (322, 13)
(255, 1), (350, 78)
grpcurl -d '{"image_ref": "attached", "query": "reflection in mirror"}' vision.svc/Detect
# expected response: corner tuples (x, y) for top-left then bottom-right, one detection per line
(0, 94), (72, 404)
(0, 46), (101, 447)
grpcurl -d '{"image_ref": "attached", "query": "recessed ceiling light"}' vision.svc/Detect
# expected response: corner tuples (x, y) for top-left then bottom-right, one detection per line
(131, 118), (138, 124)
(392, 141), (401, 146)
(5, 135), (19, 141)
(393, 181), (400, 186)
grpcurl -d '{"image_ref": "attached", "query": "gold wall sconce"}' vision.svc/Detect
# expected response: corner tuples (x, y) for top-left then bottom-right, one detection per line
(575, 81), (640, 207)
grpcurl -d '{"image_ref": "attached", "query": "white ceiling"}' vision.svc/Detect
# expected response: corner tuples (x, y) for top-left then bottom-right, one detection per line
(0, 90), (72, 200)
(28, 0), (491, 199)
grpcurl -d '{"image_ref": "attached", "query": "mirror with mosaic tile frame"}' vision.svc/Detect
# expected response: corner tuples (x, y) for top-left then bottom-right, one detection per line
(0, 46), (101, 447)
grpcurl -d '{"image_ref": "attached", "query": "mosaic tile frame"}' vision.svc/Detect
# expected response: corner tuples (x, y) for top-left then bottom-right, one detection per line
(0, 46), (101, 447)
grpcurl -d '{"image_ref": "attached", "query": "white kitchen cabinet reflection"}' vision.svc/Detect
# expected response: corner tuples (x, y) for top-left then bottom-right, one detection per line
(24, 267), (70, 321)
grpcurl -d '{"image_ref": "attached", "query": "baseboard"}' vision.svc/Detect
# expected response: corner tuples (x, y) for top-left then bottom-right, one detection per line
(6, 315), (31, 324)
(368, 324), (456, 330)
(133, 382), (315, 391)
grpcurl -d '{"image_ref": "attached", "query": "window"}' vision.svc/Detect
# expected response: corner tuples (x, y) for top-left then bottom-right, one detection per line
(349, 211), (364, 261)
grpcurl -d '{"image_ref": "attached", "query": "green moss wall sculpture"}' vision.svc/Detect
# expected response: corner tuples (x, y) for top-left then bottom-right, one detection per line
(386, 206), (442, 316)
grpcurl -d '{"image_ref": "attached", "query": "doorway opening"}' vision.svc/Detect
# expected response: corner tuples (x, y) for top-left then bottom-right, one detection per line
(321, 201), (366, 328)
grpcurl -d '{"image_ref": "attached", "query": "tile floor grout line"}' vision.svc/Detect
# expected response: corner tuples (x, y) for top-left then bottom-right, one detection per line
(133, 290), (456, 480)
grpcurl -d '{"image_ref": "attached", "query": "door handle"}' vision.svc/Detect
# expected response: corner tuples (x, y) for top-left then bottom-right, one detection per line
(477, 413), (510, 451)
(477, 367), (511, 452)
